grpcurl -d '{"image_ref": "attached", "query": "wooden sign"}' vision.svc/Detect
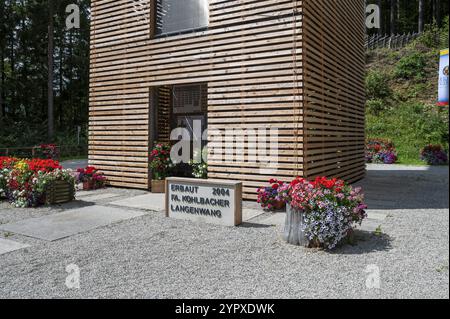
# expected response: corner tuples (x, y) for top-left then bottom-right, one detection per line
(165, 178), (242, 226)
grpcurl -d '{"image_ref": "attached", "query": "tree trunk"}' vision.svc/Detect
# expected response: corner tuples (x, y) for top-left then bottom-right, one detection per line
(0, 47), (4, 119)
(0, 1), (4, 119)
(435, 0), (441, 27)
(58, 40), (64, 128)
(10, 15), (15, 117)
(377, 0), (383, 35)
(283, 204), (309, 246)
(418, 0), (424, 33)
(48, 0), (54, 142)
(390, 0), (396, 35)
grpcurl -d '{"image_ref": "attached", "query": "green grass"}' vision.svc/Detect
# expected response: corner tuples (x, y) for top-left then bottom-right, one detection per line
(366, 103), (449, 165)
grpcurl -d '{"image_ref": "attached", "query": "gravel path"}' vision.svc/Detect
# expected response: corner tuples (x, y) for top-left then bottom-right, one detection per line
(0, 165), (448, 299)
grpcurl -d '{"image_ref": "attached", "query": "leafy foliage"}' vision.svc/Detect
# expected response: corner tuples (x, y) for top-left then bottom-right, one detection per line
(366, 70), (392, 100)
(393, 52), (427, 80)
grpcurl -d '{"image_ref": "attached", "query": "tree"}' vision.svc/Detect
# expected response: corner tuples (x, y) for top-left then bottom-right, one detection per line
(390, 0), (396, 35)
(377, 0), (383, 35)
(418, 0), (424, 33)
(436, 0), (442, 27)
(0, 0), (4, 118)
(48, 0), (54, 141)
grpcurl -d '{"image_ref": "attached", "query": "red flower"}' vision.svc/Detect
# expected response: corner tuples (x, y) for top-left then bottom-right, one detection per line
(85, 166), (96, 175)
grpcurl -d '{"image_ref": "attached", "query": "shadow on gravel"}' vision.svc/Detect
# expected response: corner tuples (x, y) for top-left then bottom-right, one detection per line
(331, 230), (393, 255)
(354, 166), (449, 210)
(50, 200), (96, 210)
(239, 222), (273, 229)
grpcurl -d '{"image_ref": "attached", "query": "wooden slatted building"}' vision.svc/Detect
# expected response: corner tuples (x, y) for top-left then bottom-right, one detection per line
(89, 0), (366, 198)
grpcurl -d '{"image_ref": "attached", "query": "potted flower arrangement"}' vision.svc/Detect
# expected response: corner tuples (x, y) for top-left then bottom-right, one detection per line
(365, 138), (397, 164)
(420, 144), (448, 165)
(41, 169), (76, 205)
(0, 157), (75, 207)
(281, 176), (367, 249)
(257, 179), (287, 211)
(149, 143), (173, 193)
(76, 166), (107, 190)
(190, 160), (208, 179)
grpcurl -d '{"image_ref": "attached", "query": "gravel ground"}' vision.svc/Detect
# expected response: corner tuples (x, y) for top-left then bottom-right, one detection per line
(0, 165), (448, 299)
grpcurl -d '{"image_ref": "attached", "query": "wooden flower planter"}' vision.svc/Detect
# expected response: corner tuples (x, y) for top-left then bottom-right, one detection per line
(271, 200), (286, 211)
(45, 180), (75, 205)
(151, 180), (165, 193)
(83, 180), (95, 191)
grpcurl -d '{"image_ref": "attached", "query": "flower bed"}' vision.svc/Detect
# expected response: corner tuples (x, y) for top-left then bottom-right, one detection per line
(365, 138), (397, 164)
(258, 176), (367, 250)
(420, 144), (448, 165)
(0, 156), (75, 207)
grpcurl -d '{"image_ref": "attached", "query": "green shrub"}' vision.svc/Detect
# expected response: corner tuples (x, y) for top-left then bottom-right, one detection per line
(415, 24), (441, 48)
(365, 70), (391, 100)
(414, 17), (449, 49)
(393, 52), (427, 80)
(366, 99), (387, 115)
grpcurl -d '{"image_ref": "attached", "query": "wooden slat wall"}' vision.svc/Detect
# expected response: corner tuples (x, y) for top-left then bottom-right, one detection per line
(90, 0), (304, 196)
(302, 0), (366, 183)
(90, 0), (152, 189)
(89, 0), (365, 197)
(156, 86), (171, 143)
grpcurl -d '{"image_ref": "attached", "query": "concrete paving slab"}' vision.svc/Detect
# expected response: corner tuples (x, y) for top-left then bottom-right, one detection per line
(257, 213), (286, 226)
(75, 190), (91, 198)
(242, 209), (265, 222)
(79, 193), (122, 202)
(0, 238), (30, 255)
(110, 193), (165, 212)
(367, 211), (388, 221)
(0, 206), (146, 241)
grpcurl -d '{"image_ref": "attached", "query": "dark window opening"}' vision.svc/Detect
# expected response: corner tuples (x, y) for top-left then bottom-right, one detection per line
(155, 0), (209, 36)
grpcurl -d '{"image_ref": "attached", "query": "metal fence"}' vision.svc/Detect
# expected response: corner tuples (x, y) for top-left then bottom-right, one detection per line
(365, 32), (420, 50)
(0, 145), (88, 160)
